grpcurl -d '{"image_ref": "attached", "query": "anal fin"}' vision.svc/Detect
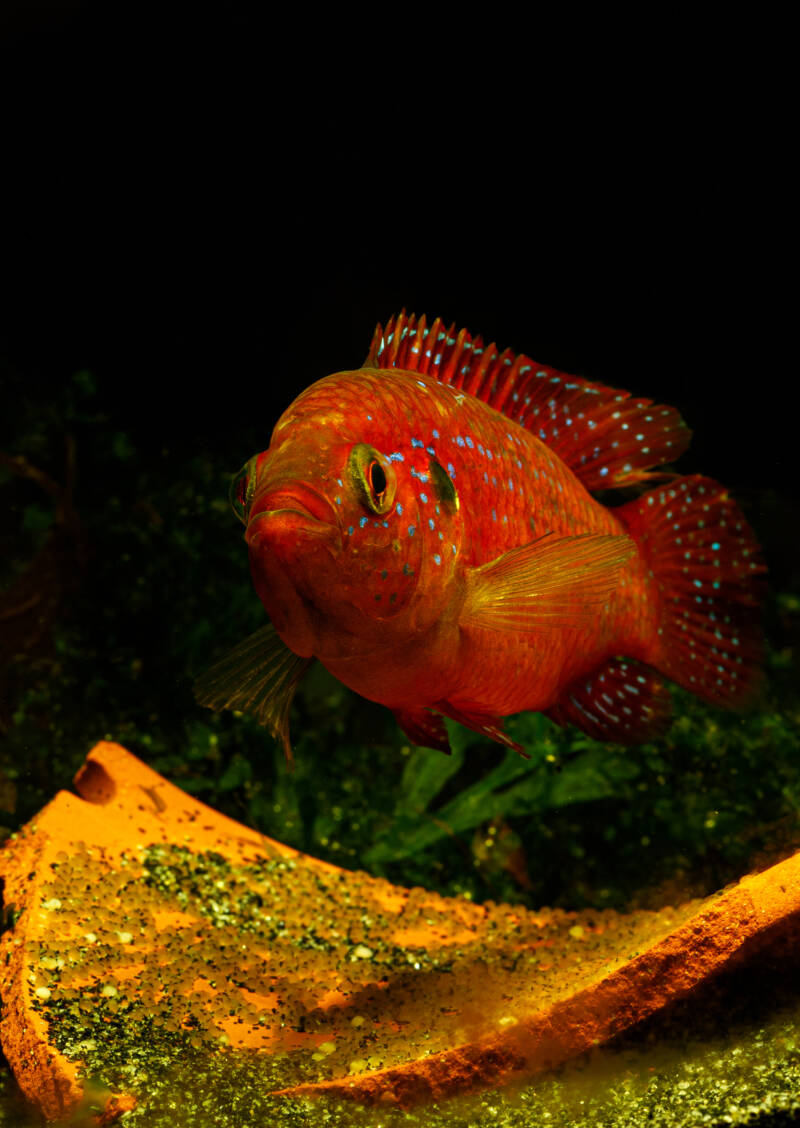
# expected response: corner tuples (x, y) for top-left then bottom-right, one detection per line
(543, 656), (671, 744)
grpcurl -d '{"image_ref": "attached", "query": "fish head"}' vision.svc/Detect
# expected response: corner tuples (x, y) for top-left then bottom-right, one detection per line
(234, 371), (464, 661)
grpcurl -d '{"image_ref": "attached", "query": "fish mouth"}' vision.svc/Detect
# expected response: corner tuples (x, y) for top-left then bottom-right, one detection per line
(246, 482), (337, 543)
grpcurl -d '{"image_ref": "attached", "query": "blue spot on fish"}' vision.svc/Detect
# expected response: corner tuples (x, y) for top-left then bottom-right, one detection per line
(420, 493), (428, 503)
(456, 436), (465, 447)
(408, 525), (416, 536)
(389, 452), (404, 462)
(411, 437), (424, 448)
(428, 518), (435, 530)
(396, 503), (403, 515)
(359, 517), (368, 528)
(465, 436), (474, 449)
(432, 428), (440, 439)
(434, 554), (441, 565)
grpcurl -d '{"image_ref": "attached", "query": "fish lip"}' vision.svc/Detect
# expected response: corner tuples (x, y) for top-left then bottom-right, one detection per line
(246, 482), (338, 541)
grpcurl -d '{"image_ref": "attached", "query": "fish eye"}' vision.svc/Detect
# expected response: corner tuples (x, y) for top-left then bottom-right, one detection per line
(368, 460), (387, 499)
(349, 443), (396, 516)
(230, 457), (258, 525)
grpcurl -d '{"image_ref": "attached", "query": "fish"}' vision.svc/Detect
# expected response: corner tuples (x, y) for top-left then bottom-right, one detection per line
(195, 311), (765, 763)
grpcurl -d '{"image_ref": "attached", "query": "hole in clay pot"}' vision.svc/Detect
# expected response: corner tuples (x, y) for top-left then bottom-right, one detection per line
(74, 759), (117, 805)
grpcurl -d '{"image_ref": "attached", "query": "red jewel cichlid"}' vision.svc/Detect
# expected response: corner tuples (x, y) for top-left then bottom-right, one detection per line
(196, 311), (765, 763)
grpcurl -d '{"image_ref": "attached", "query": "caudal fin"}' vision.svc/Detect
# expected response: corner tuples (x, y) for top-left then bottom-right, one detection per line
(618, 475), (766, 708)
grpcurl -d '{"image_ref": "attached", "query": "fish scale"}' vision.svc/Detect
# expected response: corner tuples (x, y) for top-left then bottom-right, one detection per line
(196, 311), (765, 760)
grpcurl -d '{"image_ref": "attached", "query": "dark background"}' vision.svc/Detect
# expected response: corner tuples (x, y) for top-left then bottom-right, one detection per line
(0, 3), (791, 533)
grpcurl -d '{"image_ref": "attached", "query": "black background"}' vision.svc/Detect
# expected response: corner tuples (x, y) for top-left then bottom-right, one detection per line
(0, 5), (793, 568)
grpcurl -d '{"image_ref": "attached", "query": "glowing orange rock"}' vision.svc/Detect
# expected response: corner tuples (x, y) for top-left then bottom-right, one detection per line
(0, 741), (798, 1122)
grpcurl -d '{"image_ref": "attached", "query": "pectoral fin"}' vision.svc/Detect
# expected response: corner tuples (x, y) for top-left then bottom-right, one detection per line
(461, 532), (636, 633)
(193, 622), (313, 767)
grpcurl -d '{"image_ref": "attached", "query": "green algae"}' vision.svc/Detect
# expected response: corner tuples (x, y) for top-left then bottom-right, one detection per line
(8, 1006), (800, 1127)
(20, 839), (800, 1128)
(37, 955), (800, 1128)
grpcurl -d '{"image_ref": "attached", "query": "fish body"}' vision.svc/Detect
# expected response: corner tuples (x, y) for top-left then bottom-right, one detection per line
(198, 313), (764, 757)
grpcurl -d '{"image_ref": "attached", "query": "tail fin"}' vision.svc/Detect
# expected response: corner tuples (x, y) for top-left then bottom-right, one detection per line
(618, 475), (766, 708)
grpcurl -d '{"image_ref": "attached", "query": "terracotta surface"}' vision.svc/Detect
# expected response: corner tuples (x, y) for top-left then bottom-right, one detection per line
(0, 741), (799, 1122)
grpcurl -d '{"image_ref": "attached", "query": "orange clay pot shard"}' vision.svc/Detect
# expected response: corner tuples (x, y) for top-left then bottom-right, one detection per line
(0, 741), (799, 1123)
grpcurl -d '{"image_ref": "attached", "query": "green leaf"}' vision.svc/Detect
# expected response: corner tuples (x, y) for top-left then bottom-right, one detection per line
(218, 755), (252, 792)
(111, 432), (136, 461)
(73, 369), (97, 396)
(433, 748), (543, 832)
(22, 503), (53, 534)
(365, 744), (545, 864)
(547, 749), (639, 808)
(394, 744), (465, 817)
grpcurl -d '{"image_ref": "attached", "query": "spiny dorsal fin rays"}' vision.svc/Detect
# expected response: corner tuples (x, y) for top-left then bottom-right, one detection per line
(365, 312), (691, 491)
(193, 622), (313, 768)
(461, 533), (637, 633)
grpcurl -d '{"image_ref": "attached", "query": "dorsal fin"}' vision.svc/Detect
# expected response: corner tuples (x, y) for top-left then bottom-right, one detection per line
(364, 311), (691, 491)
